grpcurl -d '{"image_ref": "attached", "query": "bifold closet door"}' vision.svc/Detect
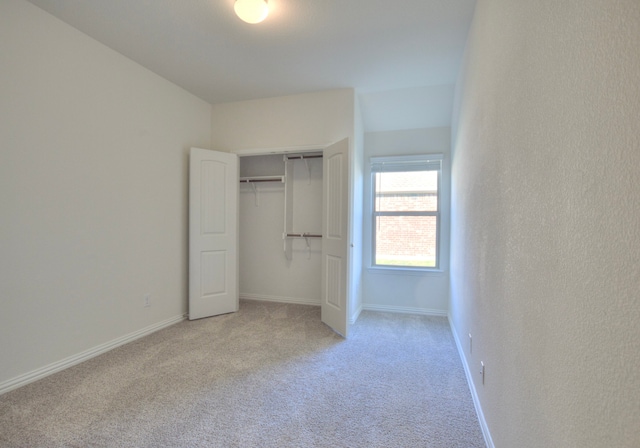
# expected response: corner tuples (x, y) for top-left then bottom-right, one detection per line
(189, 148), (239, 320)
(321, 138), (350, 337)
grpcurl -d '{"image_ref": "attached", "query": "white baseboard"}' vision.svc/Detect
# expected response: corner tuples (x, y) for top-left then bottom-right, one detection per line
(448, 316), (494, 448)
(362, 303), (448, 317)
(240, 293), (320, 307)
(0, 313), (186, 396)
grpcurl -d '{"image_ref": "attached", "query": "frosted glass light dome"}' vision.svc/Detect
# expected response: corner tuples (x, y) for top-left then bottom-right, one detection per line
(234, 0), (269, 24)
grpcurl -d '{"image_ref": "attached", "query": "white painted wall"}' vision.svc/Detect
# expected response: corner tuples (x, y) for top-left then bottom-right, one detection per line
(349, 96), (365, 322)
(211, 89), (355, 151)
(359, 85), (455, 133)
(0, 0), (212, 389)
(362, 128), (451, 314)
(450, 0), (640, 446)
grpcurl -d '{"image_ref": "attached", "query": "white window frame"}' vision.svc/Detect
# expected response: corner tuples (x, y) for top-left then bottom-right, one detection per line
(370, 154), (443, 272)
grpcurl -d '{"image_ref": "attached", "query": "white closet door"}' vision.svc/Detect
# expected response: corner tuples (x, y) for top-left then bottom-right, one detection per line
(321, 138), (350, 337)
(189, 148), (239, 320)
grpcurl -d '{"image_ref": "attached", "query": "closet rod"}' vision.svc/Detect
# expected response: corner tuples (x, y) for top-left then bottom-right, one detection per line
(239, 177), (284, 183)
(284, 154), (323, 160)
(285, 233), (323, 238)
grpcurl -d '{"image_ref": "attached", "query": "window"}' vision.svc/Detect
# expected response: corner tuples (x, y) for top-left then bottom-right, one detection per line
(371, 155), (441, 269)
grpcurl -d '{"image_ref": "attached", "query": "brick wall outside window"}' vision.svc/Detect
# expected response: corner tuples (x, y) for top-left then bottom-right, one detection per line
(374, 170), (438, 267)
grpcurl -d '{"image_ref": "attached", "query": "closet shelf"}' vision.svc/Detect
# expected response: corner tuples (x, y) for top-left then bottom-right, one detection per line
(284, 154), (323, 160)
(240, 176), (284, 183)
(285, 233), (322, 238)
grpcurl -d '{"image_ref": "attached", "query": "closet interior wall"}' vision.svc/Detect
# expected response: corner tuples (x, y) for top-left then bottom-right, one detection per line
(239, 154), (323, 305)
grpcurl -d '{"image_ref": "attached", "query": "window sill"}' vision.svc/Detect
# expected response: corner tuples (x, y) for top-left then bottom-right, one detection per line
(366, 266), (446, 277)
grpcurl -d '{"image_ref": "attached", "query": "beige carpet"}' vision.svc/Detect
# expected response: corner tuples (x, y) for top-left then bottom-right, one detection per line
(0, 300), (485, 447)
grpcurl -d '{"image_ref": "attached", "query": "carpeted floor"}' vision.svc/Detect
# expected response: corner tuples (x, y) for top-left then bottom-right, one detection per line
(0, 300), (485, 447)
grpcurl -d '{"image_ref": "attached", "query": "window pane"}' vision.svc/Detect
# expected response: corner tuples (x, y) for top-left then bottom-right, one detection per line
(375, 215), (437, 267)
(374, 171), (438, 212)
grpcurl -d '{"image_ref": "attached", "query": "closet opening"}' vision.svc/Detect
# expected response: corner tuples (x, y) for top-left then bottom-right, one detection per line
(189, 139), (350, 335)
(238, 152), (324, 307)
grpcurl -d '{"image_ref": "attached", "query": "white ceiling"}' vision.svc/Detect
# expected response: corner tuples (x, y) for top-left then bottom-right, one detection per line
(26, 0), (475, 127)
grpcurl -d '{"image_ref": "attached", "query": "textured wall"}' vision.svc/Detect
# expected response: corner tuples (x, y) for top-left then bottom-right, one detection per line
(450, 0), (640, 446)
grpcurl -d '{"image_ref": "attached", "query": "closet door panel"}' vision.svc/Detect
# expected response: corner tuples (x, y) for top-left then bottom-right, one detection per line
(189, 148), (239, 320)
(321, 138), (350, 336)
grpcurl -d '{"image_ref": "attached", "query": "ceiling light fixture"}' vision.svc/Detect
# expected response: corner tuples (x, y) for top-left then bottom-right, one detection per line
(234, 0), (269, 24)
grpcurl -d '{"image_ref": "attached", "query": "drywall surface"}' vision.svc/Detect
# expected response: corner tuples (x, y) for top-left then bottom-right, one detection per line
(239, 155), (323, 304)
(359, 84), (455, 133)
(450, 0), (640, 446)
(211, 89), (355, 151)
(349, 96), (365, 321)
(0, 0), (211, 386)
(363, 128), (451, 314)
